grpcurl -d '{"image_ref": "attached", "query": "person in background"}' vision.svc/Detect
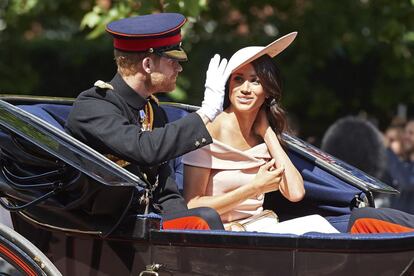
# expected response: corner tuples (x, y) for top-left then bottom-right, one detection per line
(321, 116), (387, 182)
(384, 116), (406, 160)
(320, 116), (404, 209)
(382, 117), (408, 195)
(389, 119), (414, 214)
(320, 116), (414, 233)
(66, 13), (229, 231)
(403, 119), (414, 163)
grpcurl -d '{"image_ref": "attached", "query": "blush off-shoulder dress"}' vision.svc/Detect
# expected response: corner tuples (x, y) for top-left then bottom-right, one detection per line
(183, 139), (339, 235)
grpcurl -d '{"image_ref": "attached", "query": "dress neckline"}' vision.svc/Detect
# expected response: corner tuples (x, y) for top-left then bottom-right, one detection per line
(212, 138), (267, 154)
(182, 138), (270, 170)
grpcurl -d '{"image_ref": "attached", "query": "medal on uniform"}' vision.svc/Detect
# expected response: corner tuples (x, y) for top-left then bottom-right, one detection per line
(139, 102), (154, 131)
(139, 109), (149, 131)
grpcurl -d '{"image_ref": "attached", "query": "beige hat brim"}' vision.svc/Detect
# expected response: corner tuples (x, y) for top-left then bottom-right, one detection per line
(224, 32), (297, 78)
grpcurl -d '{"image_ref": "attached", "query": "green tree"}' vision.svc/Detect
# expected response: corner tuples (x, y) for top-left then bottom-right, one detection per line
(1, 0), (414, 139)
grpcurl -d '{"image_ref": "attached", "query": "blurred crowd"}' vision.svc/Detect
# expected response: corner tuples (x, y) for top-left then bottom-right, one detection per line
(381, 117), (414, 213)
(315, 115), (414, 214)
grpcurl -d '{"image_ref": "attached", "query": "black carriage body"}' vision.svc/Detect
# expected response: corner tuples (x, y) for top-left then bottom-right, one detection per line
(9, 218), (414, 275)
(0, 95), (412, 276)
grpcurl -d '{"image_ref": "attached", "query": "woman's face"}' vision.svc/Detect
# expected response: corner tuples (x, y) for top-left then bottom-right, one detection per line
(228, 63), (266, 113)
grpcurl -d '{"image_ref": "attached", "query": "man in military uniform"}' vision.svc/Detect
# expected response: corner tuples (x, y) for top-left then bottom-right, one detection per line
(65, 13), (228, 230)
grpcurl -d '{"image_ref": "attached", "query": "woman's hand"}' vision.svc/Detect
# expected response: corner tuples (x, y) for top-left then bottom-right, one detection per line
(251, 159), (285, 195)
(254, 107), (271, 138)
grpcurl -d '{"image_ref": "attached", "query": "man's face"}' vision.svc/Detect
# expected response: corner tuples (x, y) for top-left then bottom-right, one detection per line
(150, 56), (183, 92)
(404, 121), (414, 154)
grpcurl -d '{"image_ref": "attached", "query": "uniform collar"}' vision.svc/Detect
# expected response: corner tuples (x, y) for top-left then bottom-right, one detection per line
(109, 73), (149, 110)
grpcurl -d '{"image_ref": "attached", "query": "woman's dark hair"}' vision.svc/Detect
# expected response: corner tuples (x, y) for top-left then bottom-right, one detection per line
(223, 54), (288, 140)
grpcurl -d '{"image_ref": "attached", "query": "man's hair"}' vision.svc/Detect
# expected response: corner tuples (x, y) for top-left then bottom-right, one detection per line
(114, 49), (153, 76)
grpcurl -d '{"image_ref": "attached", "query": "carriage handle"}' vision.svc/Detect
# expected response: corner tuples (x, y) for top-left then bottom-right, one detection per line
(0, 185), (61, 211)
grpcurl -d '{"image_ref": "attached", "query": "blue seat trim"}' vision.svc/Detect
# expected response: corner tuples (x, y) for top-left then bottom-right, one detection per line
(37, 104), (71, 128)
(325, 214), (351, 233)
(160, 228), (414, 238)
(162, 105), (189, 123)
(18, 105), (64, 130)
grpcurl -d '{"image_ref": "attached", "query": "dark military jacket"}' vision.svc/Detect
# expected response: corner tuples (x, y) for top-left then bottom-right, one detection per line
(65, 73), (212, 214)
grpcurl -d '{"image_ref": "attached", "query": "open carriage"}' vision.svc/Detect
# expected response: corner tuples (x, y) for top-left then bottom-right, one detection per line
(0, 95), (412, 275)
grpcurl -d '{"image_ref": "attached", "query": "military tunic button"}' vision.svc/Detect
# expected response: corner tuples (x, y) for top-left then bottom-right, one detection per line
(194, 141), (200, 147)
(201, 138), (207, 144)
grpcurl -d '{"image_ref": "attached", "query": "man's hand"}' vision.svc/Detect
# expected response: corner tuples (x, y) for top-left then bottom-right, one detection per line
(198, 54), (229, 122)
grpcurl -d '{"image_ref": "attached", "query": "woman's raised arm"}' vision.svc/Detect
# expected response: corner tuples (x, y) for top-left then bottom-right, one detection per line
(255, 109), (305, 202)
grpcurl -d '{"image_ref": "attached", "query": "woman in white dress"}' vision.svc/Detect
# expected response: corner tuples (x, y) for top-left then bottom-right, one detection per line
(183, 32), (339, 234)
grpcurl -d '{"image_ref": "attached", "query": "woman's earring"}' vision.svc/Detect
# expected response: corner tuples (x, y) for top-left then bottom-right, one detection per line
(267, 98), (277, 107)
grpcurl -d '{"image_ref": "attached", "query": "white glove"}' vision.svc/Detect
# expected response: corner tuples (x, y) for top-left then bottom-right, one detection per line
(198, 54), (230, 121)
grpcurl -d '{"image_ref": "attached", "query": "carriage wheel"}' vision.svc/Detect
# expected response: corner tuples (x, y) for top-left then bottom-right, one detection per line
(0, 223), (61, 276)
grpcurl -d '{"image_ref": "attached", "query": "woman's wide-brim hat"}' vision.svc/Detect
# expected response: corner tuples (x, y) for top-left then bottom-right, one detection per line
(224, 32), (298, 78)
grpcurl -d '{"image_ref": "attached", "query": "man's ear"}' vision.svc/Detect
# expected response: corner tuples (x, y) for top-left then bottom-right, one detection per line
(142, 57), (153, 74)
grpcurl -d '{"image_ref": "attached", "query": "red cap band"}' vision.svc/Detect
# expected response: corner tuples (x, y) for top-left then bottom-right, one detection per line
(113, 33), (182, 51)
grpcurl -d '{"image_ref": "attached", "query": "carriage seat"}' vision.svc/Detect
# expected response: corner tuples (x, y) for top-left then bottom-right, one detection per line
(13, 103), (358, 234)
(17, 104), (71, 131)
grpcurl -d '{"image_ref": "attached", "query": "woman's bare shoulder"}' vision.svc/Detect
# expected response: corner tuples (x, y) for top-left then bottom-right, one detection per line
(207, 113), (244, 147)
(206, 112), (227, 139)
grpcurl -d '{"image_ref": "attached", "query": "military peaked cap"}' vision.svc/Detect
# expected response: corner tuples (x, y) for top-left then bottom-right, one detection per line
(106, 13), (188, 61)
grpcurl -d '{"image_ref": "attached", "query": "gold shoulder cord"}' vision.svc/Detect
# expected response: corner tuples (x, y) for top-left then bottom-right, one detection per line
(106, 154), (130, 168)
(143, 95), (158, 130)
